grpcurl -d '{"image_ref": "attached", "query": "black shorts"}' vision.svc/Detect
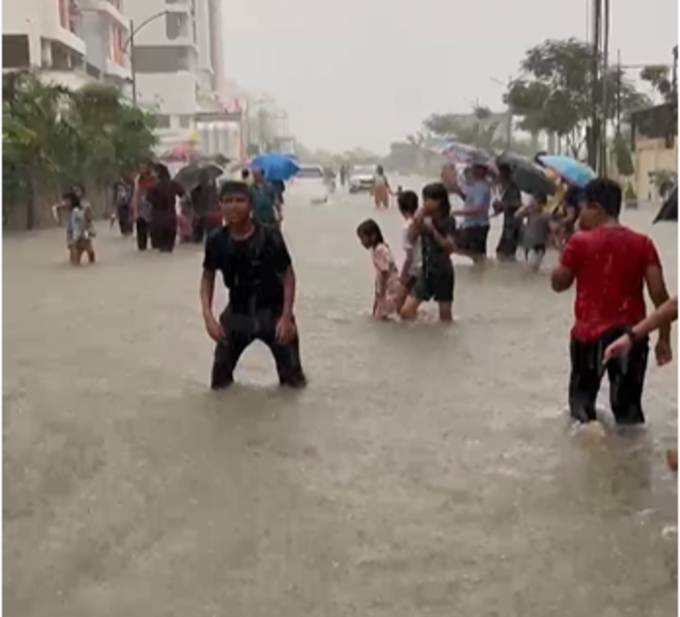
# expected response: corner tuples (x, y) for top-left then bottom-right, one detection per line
(523, 244), (546, 258)
(569, 327), (649, 425)
(211, 307), (306, 389)
(456, 225), (490, 256)
(496, 226), (520, 258)
(412, 266), (454, 303)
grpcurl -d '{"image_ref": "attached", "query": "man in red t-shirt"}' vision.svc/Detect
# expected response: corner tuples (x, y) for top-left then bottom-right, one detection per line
(551, 178), (671, 426)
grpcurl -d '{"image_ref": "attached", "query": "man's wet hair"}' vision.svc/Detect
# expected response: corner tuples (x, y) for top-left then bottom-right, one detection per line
(219, 180), (252, 201)
(397, 190), (419, 215)
(62, 191), (81, 210)
(583, 177), (622, 218)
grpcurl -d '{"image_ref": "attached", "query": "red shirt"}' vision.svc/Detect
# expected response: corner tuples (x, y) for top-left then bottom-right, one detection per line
(560, 225), (661, 342)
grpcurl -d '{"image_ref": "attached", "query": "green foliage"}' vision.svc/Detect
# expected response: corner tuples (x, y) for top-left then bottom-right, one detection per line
(504, 38), (650, 157)
(612, 134), (634, 176)
(650, 169), (677, 198)
(640, 65), (675, 103)
(2, 72), (157, 229)
(422, 110), (501, 151)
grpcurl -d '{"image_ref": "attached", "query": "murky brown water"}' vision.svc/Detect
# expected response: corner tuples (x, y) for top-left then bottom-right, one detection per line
(4, 182), (678, 616)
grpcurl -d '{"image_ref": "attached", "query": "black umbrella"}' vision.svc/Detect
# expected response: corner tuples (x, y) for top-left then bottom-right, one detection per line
(653, 186), (677, 223)
(496, 151), (555, 196)
(173, 162), (223, 192)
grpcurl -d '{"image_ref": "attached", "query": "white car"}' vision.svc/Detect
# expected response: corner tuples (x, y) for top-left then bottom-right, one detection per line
(287, 164), (329, 204)
(348, 165), (375, 193)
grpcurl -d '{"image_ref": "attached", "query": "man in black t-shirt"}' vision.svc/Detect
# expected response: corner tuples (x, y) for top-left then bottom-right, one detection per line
(200, 180), (306, 389)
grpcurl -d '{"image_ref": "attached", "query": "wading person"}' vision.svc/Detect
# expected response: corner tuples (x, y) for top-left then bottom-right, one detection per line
(400, 182), (457, 322)
(371, 165), (391, 209)
(52, 191), (96, 265)
(131, 159), (156, 251)
(147, 163), (185, 253)
(493, 163), (522, 260)
(450, 162), (492, 263)
(200, 181), (306, 389)
(551, 178), (671, 430)
(112, 171), (134, 236)
(249, 167), (282, 228)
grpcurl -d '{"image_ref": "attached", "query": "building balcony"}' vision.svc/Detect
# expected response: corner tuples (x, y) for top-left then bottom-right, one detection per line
(105, 57), (131, 82)
(74, 0), (129, 29)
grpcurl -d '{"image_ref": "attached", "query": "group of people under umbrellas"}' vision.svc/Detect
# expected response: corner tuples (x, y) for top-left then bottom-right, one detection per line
(111, 158), (224, 253)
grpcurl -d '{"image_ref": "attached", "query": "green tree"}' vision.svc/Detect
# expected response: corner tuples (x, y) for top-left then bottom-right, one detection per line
(505, 38), (650, 158)
(640, 65), (675, 103)
(422, 106), (501, 151)
(3, 72), (156, 229)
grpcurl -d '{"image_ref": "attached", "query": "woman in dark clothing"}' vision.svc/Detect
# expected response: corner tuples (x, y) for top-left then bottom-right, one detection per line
(112, 171), (134, 236)
(147, 163), (185, 253)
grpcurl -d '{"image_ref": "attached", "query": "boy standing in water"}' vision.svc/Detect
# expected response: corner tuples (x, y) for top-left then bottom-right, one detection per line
(551, 178), (671, 429)
(200, 181), (306, 389)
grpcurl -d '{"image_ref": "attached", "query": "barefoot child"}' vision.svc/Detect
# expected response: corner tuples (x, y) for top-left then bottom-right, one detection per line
(400, 182), (457, 322)
(52, 191), (96, 265)
(356, 219), (401, 320)
(396, 190), (421, 310)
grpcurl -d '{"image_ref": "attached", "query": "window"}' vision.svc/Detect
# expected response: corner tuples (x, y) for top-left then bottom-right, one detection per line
(165, 12), (188, 40)
(2, 35), (30, 69)
(133, 46), (191, 73)
(155, 114), (171, 128)
(178, 115), (193, 129)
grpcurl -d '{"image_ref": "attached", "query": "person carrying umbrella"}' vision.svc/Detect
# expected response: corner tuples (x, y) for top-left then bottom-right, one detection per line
(250, 167), (282, 228)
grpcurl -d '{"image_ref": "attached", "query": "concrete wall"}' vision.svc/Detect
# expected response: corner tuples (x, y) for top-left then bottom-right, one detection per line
(635, 137), (678, 202)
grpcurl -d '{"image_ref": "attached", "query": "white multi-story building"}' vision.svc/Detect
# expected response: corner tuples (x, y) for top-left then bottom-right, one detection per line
(2, 0), (131, 90)
(127, 0), (244, 159)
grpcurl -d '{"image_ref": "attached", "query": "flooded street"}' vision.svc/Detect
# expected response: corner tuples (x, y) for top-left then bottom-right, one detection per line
(4, 182), (678, 616)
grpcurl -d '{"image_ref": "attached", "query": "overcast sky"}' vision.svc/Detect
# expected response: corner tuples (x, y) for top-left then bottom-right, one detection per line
(221, 0), (677, 153)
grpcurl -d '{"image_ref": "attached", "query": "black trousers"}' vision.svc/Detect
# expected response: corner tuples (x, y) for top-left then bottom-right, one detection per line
(211, 308), (306, 389)
(136, 218), (150, 251)
(117, 206), (133, 236)
(568, 327), (649, 425)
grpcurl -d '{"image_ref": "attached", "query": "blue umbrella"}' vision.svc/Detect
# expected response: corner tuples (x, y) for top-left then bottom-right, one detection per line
(251, 153), (300, 182)
(537, 154), (595, 188)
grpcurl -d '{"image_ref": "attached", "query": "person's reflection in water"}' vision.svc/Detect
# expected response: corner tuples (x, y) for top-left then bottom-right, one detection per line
(199, 180), (306, 389)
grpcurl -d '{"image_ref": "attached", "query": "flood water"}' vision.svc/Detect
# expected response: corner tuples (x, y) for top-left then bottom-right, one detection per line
(4, 181), (678, 616)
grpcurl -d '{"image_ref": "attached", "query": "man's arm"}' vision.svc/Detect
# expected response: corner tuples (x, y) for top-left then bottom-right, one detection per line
(270, 230), (295, 318)
(451, 186), (488, 218)
(632, 295), (677, 339)
(644, 248), (671, 341)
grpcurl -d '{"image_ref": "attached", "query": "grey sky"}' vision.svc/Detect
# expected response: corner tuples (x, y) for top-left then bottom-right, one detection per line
(221, 0), (677, 153)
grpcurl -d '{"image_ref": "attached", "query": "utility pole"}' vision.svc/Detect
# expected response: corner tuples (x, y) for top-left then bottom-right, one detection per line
(599, 0), (610, 176)
(588, 0), (602, 172)
(129, 19), (137, 106)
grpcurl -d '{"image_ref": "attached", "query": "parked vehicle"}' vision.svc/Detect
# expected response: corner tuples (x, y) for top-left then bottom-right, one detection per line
(348, 165), (375, 194)
(287, 164), (329, 204)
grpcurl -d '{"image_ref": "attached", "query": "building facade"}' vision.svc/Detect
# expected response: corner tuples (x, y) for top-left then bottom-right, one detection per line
(126, 0), (244, 159)
(2, 0), (131, 89)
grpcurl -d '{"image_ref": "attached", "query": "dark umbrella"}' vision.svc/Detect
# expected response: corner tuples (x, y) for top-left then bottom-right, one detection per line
(653, 186), (677, 223)
(173, 162), (223, 192)
(496, 151), (555, 196)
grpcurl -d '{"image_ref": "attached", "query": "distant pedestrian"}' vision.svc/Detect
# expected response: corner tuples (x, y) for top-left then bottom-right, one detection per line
(147, 163), (184, 253)
(112, 171), (134, 236)
(131, 159), (156, 251)
(356, 218), (401, 320)
(249, 167), (282, 228)
(493, 163), (522, 260)
(52, 191), (96, 265)
(551, 178), (671, 430)
(450, 162), (492, 263)
(515, 192), (551, 271)
(372, 165), (391, 209)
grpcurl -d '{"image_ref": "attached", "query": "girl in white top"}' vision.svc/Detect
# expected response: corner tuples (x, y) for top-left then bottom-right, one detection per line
(395, 190), (422, 310)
